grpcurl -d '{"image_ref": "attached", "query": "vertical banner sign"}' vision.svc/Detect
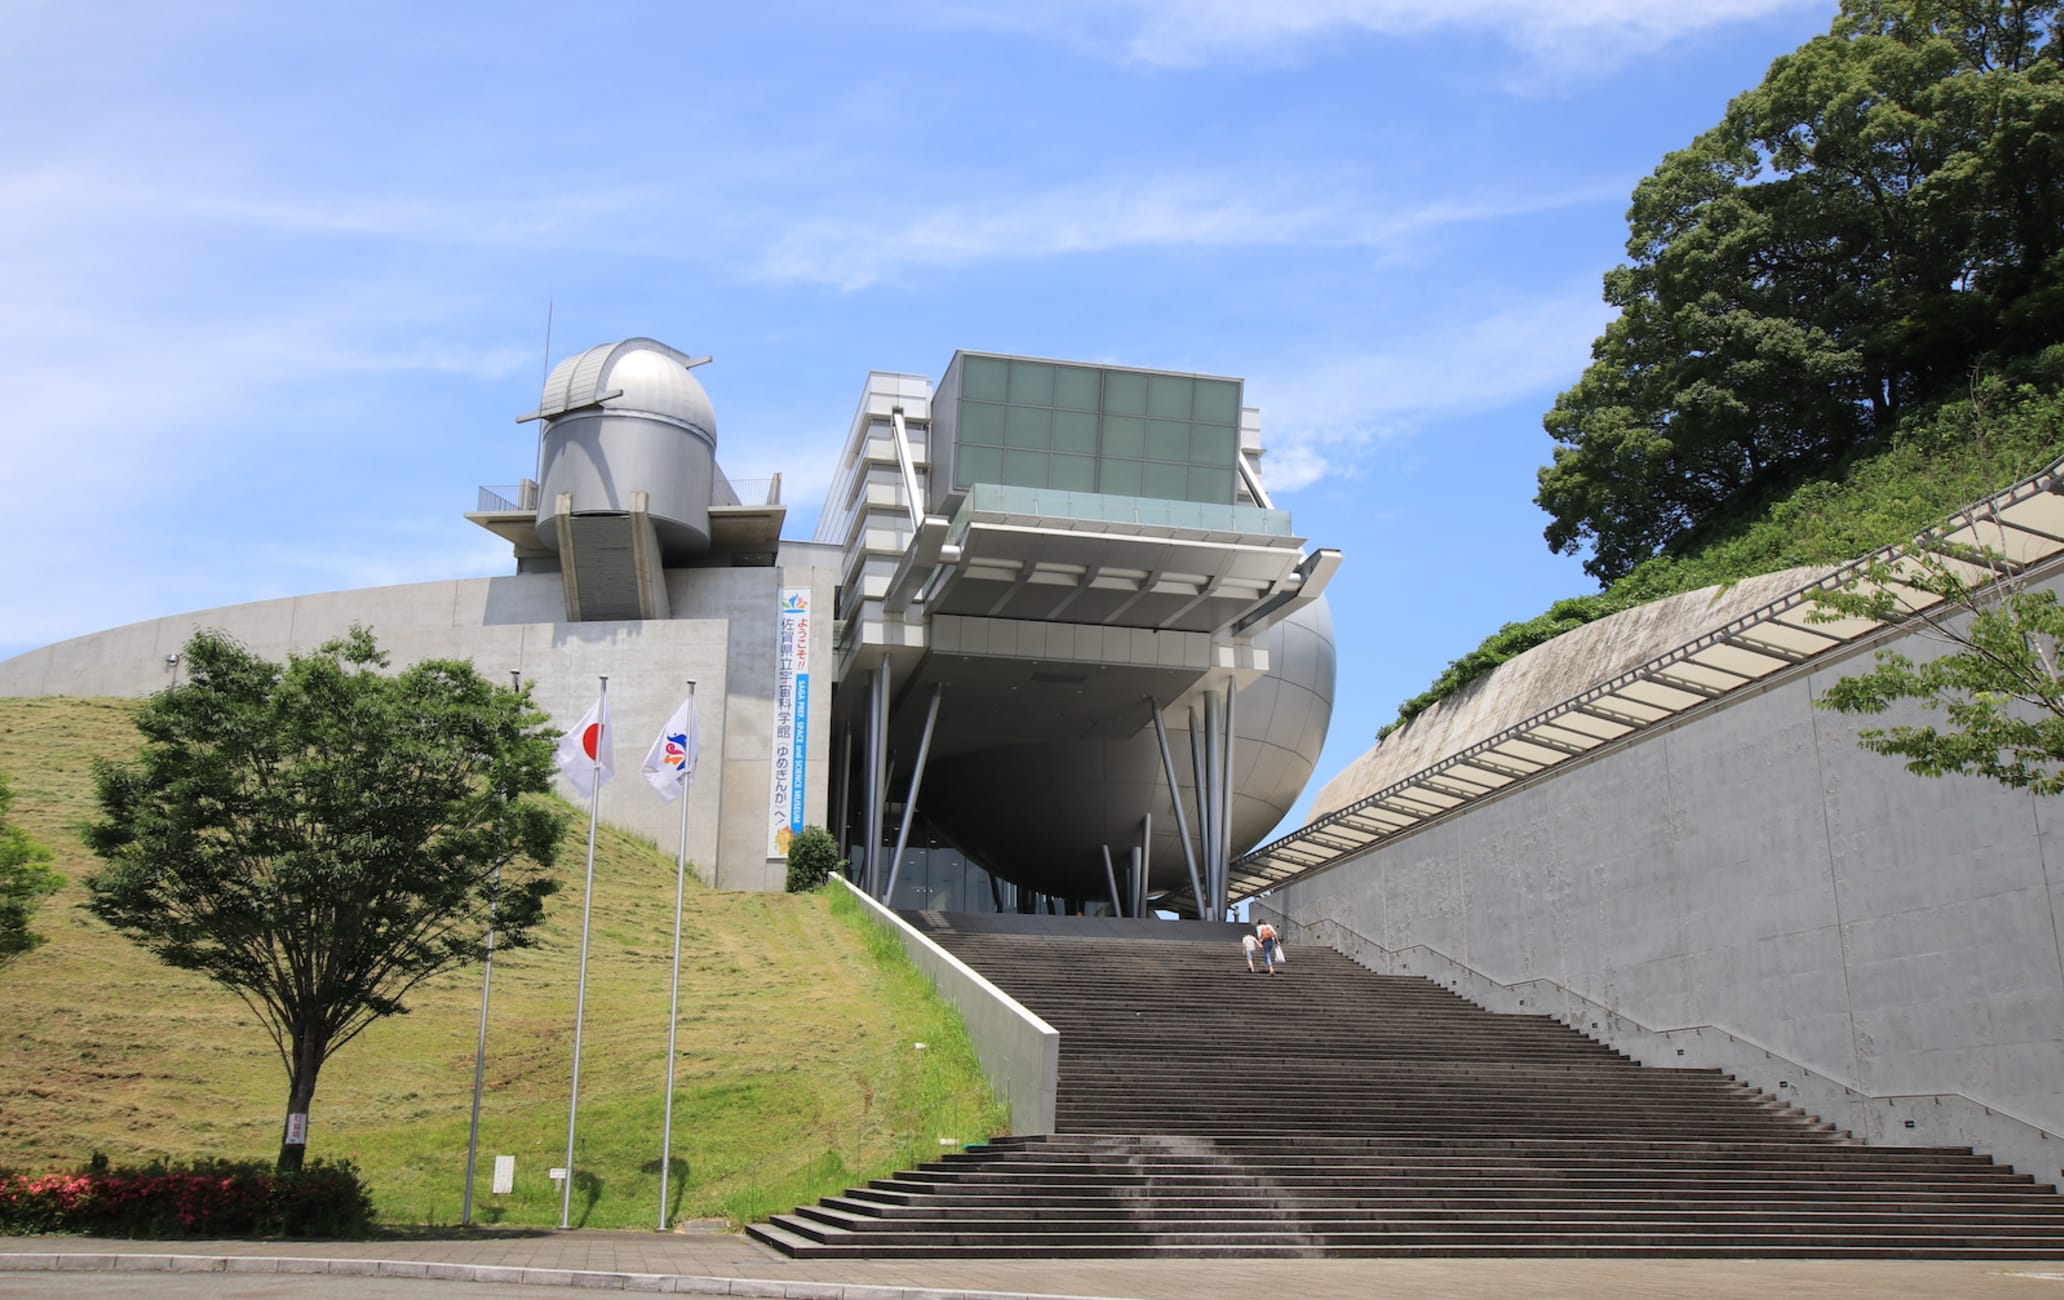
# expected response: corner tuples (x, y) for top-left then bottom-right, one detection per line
(768, 588), (813, 857)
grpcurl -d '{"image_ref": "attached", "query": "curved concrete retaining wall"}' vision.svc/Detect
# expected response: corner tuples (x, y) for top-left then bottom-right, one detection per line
(0, 558), (839, 890)
(1276, 584), (2064, 1186)
(835, 878), (1058, 1135)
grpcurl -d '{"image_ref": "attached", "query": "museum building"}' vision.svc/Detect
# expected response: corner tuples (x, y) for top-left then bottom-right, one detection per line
(0, 339), (1338, 912)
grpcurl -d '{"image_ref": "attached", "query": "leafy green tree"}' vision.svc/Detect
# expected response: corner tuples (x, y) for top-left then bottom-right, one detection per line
(785, 825), (844, 892)
(0, 772), (62, 975)
(1814, 542), (2064, 790)
(85, 627), (568, 1171)
(1540, 0), (2064, 581)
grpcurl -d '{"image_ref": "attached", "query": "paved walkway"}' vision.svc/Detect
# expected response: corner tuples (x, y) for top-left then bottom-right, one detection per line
(5, 1230), (2064, 1298)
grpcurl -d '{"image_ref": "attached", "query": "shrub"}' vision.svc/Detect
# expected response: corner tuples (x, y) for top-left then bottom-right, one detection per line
(785, 826), (844, 892)
(0, 1158), (376, 1238)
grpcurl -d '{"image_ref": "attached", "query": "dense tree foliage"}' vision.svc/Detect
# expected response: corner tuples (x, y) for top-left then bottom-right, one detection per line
(1539, 0), (2064, 581)
(0, 772), (61, 976)
(86, 628), (567, 1171)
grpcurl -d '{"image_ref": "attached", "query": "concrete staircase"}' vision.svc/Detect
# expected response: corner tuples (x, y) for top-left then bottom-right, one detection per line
(747, 914), (2064, 1258)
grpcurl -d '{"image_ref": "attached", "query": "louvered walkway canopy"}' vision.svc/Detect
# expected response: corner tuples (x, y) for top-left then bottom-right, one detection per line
(1227, 456), (2064, 904)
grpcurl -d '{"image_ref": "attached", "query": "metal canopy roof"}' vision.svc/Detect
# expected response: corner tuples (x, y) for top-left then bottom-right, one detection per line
(1224, 456), (2064, 905)
(923, 483), (1310, 634)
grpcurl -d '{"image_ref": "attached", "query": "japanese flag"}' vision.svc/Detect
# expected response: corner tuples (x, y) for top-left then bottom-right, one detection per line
(641, 694), (699, 803)
(555, 692), (614, 798)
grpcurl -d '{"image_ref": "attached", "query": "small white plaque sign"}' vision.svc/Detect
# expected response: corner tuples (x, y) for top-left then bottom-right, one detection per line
(491, 1155), (515, 1195)
(285, 1113), (308, 1144)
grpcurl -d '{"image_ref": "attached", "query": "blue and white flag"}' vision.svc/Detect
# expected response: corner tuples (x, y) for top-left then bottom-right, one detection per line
(641, 694), (699, 803)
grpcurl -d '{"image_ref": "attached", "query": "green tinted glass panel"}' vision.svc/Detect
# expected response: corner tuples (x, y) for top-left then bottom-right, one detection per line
(1193, 379), (1239, 424)
(963, 356), (1008, 402)
(1188, 466), (1234, 502)
(1099, 458), (1142, 495)
(1005, 404), (1051, 448)
(1003, 449), (1048, 487)
(1101, 414), (1145, 458)
(1147, 420), (1189, 462)
(1008, 361), (1054, 406)
(1103, 370), (1146, 415)
(958, 443), (1003, 487)
(1189, 423), (1236, 464)
(1054, 366), (1100, 411)
(960, 401), (1006, 444)
(1050, 454), (1096, 491)
(1142, 461), (1188, 500)
(1147, 375), (1192, 419)
(1052, 409), (1097, 453)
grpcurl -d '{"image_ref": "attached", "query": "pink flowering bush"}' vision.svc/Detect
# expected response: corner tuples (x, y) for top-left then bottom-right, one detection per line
(0, 1159), (374, 1237)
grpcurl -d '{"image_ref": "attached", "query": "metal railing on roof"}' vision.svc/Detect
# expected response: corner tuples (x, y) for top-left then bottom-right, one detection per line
(1220, 455), (2064, 905)
(948, 483), (1296, 544)
(475, 481), (537, 513)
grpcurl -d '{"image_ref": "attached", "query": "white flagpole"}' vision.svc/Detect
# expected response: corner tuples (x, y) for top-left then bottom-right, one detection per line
(560, 674), (607, 1230)
(658, 680), (696, 1232)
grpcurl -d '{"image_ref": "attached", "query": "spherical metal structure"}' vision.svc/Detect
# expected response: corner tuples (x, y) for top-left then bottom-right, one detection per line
(918, 597), (1336, 904)
(532, 338), (719, 561)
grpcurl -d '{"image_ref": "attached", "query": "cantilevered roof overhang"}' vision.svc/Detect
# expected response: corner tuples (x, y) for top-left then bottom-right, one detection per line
(1221, 456), (2064, 905)
(919, 484), (1308, 634)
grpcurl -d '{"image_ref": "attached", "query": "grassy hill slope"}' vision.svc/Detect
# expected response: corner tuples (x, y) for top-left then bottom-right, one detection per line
(0, 696), (1003, 1230)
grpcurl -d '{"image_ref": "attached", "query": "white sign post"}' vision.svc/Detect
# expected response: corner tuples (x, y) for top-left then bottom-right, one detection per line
(491, 1156), (515, 1196)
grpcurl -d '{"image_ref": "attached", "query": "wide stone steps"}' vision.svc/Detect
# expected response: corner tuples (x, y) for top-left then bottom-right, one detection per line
(746, 916), (2064, 1258)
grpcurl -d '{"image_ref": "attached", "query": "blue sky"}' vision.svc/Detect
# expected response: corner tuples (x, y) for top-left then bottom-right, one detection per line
(1, 0), (1840, 832)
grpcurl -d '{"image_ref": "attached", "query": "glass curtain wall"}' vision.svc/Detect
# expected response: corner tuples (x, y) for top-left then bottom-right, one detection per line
(951, 355), (1242, 506)
(855, 819), (1117, 915)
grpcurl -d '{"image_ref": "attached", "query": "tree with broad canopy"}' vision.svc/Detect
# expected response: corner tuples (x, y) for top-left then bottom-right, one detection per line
(85, 627), (567, 1172)
(1540, 0), (2064, 581)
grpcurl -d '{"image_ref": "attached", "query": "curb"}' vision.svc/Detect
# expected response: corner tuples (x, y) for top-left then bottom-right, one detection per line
(0, 1252), (1127, 1299)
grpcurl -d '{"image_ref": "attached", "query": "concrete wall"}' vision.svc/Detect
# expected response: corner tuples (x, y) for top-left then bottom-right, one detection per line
(835, 879), (1059, 1135)
(0, 553), (840, 890)
(1276, 604), (2064, 1184)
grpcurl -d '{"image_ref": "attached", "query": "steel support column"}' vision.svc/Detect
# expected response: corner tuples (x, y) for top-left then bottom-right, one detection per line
(1219, 678), (1236, 919)
(1148, 698), (1205, 918)
(884, 687), (942, 906)
(862, 663), (891, 896)
(1137, 813), (1151, 919)
(1188, 705), (1213, 921)
(1203, 690), (1226, 919)
(834, 727), (853, 864)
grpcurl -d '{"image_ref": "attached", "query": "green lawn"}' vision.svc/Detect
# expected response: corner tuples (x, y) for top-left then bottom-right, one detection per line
(0, 696), (1004, 1230)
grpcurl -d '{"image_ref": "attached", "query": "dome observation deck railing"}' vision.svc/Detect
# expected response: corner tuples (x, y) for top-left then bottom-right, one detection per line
(476, 481), (538, 514)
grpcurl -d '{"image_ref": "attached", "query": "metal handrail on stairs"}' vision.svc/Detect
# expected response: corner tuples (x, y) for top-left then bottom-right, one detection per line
(1255, 905), (2064, 1185)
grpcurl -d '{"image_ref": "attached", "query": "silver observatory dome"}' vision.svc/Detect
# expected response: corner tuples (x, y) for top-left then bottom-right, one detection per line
(531, 338), (720, 561)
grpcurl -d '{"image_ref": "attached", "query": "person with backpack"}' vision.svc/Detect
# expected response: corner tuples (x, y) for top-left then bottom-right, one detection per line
(1250, 920), (1282, 974)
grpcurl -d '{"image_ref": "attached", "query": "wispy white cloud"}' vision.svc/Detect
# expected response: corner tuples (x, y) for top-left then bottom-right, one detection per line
(943, 0), (1828, 72)
(759, 175), (1619, 288)
(0, 162), (683, 259)
(1256, 287), (1614, 492)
